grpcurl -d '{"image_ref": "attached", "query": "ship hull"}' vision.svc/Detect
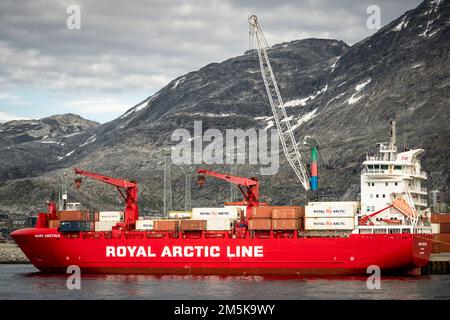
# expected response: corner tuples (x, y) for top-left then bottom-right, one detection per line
(11, 228), (432, 276)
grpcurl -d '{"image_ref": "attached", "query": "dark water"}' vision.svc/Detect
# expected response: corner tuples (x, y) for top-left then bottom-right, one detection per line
(0, 264), (449, 300)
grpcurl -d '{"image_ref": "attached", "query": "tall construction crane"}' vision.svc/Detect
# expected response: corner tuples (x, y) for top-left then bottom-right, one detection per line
(196, 169), (259, 219)
(73, 168), (138, 230)
(248, 15), (314, 192)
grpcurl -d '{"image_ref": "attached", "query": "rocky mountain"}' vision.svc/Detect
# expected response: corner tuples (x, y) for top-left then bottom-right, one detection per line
(0, 114), (99, 180)
(0, 0), (448, 218)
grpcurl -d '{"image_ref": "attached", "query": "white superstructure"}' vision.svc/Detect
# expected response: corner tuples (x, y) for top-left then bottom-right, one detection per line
(357, 121), (431, 234)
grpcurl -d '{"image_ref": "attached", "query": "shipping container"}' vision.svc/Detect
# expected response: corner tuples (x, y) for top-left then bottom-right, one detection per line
(60, 221), (94, 232)
(250, 207), (272, 219)
(168, 211), (191, 219)
(48, 220), (60, 229)
(153, 220), (178, 231)
(248, 219), (271, 230)
(272, 219), (298, 230)
(224, 205), (247, 216)
(305, 202), (358, 218)
(206, 218), (233, 231)
(95, 221), (117, 232)
(180, 220), (207, 231)
(135, 220), (154, 230)
(431, 213), (450, 224)
(432, 233), (450, 253)
(98, 211), (124, 222)
(192, 207), (238, 219)
(304, 217), (355, 230)
(59, 210), (86, 221)
(272, 207), (301, 219)
(439, 223), (450, 233)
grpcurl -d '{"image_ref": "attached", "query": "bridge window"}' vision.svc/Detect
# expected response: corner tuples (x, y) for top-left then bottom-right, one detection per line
(382, 194), (386, 198)
(385, 182), (388, 186)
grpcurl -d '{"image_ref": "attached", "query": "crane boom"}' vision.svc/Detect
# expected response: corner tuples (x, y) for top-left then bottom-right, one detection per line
(249, 15), (310, 191)
(197, 169), (259, 219)
(73, 168), (138, 229)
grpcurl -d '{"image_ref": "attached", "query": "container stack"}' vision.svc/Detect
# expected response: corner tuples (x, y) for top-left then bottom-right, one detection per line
(192, 207), (238, 231)
(58, 210), (96, 232)
(56, 210), (124, 232)
(431, 213), (450, 253)
(304, 202), (358, 231)
(248, 206), (304, 230)
(94, 211), (123, 231)
(248, 207), (272, 230)
(271, 207), (301, 230)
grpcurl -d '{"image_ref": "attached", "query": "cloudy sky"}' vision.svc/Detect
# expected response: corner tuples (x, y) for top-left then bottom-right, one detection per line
(0, 0), (422, 123)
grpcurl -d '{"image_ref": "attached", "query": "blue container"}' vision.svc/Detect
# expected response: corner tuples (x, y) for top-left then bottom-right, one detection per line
(60, 221), (83, 232)
(310, 176), (318, 192)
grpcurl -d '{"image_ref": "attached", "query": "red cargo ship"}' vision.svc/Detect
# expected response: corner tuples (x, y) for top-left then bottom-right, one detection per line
(12, 226), (430, 275)
(11, 160), (433, 276)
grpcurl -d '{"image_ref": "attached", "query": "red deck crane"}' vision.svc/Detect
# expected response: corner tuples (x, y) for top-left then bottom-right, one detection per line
(196, 169), (259, 219)
(74, 168), (138, 230)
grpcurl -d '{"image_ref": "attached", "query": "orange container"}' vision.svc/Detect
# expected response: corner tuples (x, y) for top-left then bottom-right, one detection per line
(59, 210), (86, 221)
(250, 207), (273, 219)
(272, 219), (299, 230)
(153, 220), (178, 231)
(431, 213), (450, 224)
(432, 234), (450, 253)
(180, 220), (207, 231)
(48, 220), (60, 229)
(248, 218), (272, 230)
(440, 223), (450, 233)
(272, 207), (301, 219)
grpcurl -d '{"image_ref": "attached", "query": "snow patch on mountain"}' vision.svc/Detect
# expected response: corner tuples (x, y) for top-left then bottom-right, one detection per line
(347, 79), (371, 105)
(283, 85), (328, 108)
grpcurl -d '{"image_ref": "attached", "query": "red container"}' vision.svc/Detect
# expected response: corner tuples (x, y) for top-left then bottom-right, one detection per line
(153, 220), (179, 231)
(180, 220), (207, 231)
(272, 219), (299, 230)
(248, 219), (271, 230)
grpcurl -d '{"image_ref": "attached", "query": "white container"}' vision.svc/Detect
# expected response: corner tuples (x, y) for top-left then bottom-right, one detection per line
(168, 211), (191, 219)
(224, 205), (246, 217)
(305, 202), (359, 218)
(305, 217), (355, 230)
(431, 223), (440, 234)
(206, 218), (234, 231)
(95, 221), (117, 231)
(192, 207), (238, 220)
(136, 220), (154, 230)
(99, 211), (123, 222)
